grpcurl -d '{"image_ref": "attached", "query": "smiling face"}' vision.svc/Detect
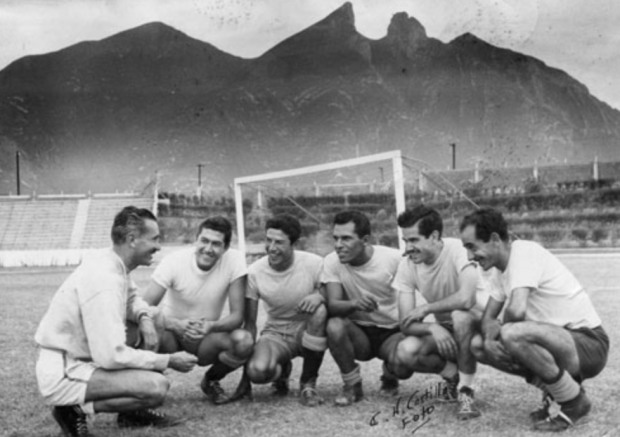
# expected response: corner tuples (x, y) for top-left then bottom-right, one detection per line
(265, 228), (294, 271)
(195, 228), (227, 271)
(132, 219), (161, 267)
(332, 221), (368, 266)
(401, 223), (439, 265)
(460, 224), (499, 271)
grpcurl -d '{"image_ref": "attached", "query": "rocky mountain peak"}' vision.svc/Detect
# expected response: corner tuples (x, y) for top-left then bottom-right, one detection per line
(320, 2), (356, 32)
(258, 1), (371, 77)
(387, 12), (427, 44)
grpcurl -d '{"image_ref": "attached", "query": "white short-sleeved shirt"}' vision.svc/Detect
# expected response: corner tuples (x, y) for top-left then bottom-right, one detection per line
(152, 247), (247, 321)
(488, 240), (601, 329)
(246, 251), (323, 327)
(392, 238), (489, 323)
(322, 245), (401, 329)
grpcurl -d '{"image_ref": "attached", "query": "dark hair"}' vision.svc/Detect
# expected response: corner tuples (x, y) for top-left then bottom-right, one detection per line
(111, 206), (157, 245)
(459, 208), (509, 242)
(397, 205), (443, 238)
(197, 216), (233, 247)
(265, 214), (302, 244)
(333, 210), (371, 238)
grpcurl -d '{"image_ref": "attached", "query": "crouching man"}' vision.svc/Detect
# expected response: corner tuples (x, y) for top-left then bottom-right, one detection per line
(142, 216), (253, 405)
(35, 206), (197, 437)
(460, 208), (609, 432)
(391, 206), (489, 420)
(324, 210), (402, 406)
(232, 214), (328, 406)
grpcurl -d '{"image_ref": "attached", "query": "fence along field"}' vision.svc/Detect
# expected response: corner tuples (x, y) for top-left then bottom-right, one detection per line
(2, 253), (619, 437)
(157, 157), (620, 252)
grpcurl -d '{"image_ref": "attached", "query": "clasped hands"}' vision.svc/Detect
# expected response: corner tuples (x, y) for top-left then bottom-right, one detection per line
(170, 318), (214, 349)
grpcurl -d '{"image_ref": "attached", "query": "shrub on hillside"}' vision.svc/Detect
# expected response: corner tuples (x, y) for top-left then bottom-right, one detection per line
(591, 228), (608, 243)
(537, 229), (564, 245)
(378, 234), (399, 249)
(571, 228), (589, 243)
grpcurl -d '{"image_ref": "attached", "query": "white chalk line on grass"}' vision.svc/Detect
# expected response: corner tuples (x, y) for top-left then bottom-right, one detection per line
(556, 253), (620, 259)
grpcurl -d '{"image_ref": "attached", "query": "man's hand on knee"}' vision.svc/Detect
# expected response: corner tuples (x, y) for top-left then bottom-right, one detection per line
(297, 294), (324, 314)
(484, 339), (513, 367)
(429, 324), (458, 361)
(169, 351), (198, 373)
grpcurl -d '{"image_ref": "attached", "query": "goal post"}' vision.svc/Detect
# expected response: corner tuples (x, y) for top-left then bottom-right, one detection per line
(234, 150), (406, 256)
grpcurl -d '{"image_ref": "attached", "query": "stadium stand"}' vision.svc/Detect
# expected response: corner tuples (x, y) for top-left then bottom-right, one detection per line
(0, 194), (155, 267)
(81, 196), (153, 249)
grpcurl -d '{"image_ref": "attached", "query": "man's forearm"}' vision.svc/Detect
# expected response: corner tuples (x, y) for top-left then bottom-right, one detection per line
(425, 292), (475, 315)
(210, 312), (244, 333)
(402, 322), (435, 337)
(482, 317), (502, 341)
(327, 299), (357, 317)
(163, 315), (183, 333)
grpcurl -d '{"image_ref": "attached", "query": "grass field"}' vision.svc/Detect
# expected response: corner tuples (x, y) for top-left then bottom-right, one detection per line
(1, 253), (619, 437)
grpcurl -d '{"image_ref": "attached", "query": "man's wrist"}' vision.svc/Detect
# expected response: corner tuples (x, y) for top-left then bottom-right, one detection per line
(138, 312), (153, 324)
(203, 320), (216, 334)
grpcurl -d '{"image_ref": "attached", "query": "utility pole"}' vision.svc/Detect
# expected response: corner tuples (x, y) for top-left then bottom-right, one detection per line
(450, 143), (456, 170)
(196, 163), (204, 196)
(15, 151), (21, 195)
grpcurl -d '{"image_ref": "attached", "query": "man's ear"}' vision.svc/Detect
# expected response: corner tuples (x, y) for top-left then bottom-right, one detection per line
(127, 232), (136, 247)
(430, 230), (440, 241)
(490, 232), (501, 244)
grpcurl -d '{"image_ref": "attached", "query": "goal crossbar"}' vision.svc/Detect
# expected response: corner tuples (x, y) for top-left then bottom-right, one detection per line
(234, 150), (406, 254)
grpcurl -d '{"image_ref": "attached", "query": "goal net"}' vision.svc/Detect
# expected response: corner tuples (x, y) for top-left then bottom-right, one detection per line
(234, 151), (407, 260)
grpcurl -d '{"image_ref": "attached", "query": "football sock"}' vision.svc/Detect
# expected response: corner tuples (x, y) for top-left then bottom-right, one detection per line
(301, 332), (328, 352)
(342, 364), (362, 387)
(458, 372), (475, 389)
(206, 358), (236, 381)
(439, 361), (458, 379)
(219, 350), (247, 368)
(544, 370), (580, 403)
(382, 362), (397, 378)
(300, 348), (325, 385)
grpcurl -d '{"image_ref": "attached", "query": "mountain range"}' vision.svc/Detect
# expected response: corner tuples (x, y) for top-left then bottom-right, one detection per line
(1, 2), (619, 195)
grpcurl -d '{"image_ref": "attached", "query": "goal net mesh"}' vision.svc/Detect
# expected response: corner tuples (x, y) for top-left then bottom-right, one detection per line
(234, 151), (416, 260)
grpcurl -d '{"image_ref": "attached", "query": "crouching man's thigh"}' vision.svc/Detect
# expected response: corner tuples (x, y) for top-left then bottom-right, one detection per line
(85, 368), (169, 407)
(36, 348), (98, 408)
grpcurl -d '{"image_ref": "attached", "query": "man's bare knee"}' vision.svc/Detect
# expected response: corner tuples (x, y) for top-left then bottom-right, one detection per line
(326, 317), (346, 340)
(247, 359), (273, 384)
(500, 322), (526, 350)
(470, 334), (486, 360)
(393, 337), (422, 378)
(138, 373), (169, 408)
(309, 304), (328, 325)
(230, 329), (254, 358)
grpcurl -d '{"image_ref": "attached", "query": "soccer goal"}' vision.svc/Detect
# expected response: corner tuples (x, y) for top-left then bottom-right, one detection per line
(233, 150), (407, 259)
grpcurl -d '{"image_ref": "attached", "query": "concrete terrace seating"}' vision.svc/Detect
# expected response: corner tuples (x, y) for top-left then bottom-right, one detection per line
(81, 196), (154, 249)
(0, 195), (154, 266)
(0, 198), (79, 250)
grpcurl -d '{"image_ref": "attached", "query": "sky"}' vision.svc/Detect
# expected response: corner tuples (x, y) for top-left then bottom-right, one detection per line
(0, 0), (619, 110)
